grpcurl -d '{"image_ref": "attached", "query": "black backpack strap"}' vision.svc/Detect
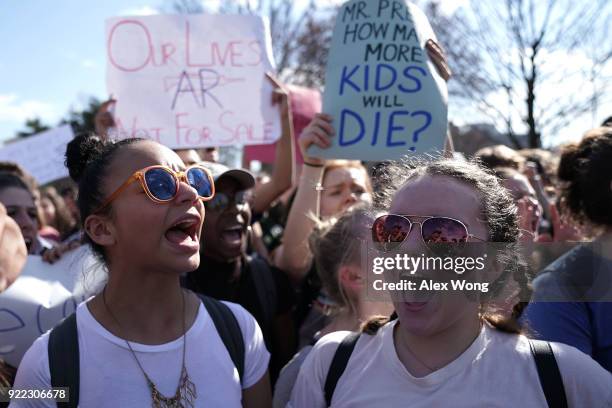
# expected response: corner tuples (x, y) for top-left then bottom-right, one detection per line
(323, 332), (360, 407)
(48, 313), (79, 408)
(247, 255), (277, 327)
(199, 295), (245, 384)
(528, 339), (568, 408)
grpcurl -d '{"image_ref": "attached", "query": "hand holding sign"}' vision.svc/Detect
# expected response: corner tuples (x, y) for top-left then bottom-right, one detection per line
(94, 98), (117, 139)
(425, 39), (451, 81)
(299, 113), (335, 166)
(313, 0), (448, 161)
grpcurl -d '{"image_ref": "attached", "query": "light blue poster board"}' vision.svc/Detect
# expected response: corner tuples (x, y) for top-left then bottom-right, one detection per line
(311, 0), (448, 161)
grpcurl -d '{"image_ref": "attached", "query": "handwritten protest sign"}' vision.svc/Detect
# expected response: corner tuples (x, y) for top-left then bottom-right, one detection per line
(0, 125), (74, 185)
(311, 0), (448, 161)
(0, 247), (104, 367)
(106, 14), (281, 149)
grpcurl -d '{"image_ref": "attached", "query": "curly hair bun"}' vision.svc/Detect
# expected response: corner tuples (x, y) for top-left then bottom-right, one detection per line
(557, 143), (580, 182)
(64, 134), (108, 183)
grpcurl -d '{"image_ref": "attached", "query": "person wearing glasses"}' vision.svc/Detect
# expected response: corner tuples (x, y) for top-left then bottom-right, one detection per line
(182, 161), (297, 385)
(11, 134), (271, 407)
(288, 158), (612, 407)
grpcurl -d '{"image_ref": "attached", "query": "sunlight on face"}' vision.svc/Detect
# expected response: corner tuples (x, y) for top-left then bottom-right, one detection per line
(320, 167), (371, 218)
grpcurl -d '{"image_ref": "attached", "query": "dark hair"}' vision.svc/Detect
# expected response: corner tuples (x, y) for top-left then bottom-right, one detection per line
(518, 148), (557, 186)
(366, 156), (530, 335)
(557, 127), (612, 226)
(0, 171), (34, 197)
(493, 166), (523, 182)
(0, 162), (39, 194)
(65, 134), (143, 261)
(473, 145), (525, 171)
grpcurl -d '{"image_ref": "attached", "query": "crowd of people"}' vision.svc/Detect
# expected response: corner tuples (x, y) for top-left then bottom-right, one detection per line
(0, 28), (611, 408)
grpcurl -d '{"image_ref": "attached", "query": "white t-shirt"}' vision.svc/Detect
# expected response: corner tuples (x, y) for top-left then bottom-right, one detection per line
(10, 300), (270, 407)
(289, 320), (612, 408)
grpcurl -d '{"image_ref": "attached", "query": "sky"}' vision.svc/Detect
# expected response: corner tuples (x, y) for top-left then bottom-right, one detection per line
(1, 0), (609, 147)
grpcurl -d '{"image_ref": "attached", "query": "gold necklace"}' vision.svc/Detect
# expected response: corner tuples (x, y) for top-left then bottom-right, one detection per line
(102, 288), (197, 407)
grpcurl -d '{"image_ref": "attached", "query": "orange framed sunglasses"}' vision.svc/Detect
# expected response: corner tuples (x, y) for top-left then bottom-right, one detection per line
(93, 164), (215, 214)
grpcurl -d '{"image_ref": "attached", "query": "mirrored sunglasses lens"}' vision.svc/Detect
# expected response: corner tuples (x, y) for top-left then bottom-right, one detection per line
(372, 215), (411, 251)
(187, 168), (213, 198)
(144, 168), (176, 200)
(422, 217), (468, 243)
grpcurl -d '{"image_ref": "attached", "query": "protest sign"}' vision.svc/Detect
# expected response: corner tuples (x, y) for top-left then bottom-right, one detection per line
(0, 125), (74, 185)
(0, 247), (104, 367)
(311, 0), (448, 161)
(243, 85), (321, 164)
(106, 14), (281, 149)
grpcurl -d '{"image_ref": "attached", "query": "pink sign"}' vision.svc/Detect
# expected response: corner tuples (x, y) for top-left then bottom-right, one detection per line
(244, 85), (321, 164)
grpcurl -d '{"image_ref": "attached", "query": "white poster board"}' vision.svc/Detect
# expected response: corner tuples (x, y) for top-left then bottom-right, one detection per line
(0, 125), (74, 185)
(0, 247), (104, 367)
(105, 14), (281, 148)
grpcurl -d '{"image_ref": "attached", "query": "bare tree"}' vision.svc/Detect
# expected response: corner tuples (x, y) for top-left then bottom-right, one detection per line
(171, 0), (336, 87)
(426, 0), (612, 148)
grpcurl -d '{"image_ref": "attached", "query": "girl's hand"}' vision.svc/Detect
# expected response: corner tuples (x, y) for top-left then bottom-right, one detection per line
(299, 113), (335, 166)
(42, 239), (81, 264)
(426, 39), (451, 81)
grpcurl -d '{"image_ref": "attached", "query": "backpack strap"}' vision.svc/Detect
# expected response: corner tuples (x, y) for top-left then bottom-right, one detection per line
(199, 295), (245, 384)
(48, 313), (79, 408)
(528, 339), (568, 408)
(323, 332), (360, 407)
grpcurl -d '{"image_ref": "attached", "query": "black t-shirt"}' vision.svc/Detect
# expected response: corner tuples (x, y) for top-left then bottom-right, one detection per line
(182, 255), (296, 381)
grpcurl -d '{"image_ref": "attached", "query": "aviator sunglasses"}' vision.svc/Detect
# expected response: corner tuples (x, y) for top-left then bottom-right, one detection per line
(371, 214), (486, 252)
(94, 165), (215, 213)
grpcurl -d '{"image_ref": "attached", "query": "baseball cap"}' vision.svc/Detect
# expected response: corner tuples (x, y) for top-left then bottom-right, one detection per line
(198, 161), (255, 190)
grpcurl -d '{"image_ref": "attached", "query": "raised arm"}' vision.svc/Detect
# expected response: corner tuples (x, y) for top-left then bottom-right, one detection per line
(273, 114), (334, 283)
(252, 74), (296, 214)
(94, 98), (116, 139)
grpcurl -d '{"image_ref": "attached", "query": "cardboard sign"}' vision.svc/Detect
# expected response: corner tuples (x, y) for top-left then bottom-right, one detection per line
(0, 247), (104, 367)
(243, 85), (321, 164)
(106, 14), (281, 149)
(0, 125), (74, 185)
(312, 0), (448, 161)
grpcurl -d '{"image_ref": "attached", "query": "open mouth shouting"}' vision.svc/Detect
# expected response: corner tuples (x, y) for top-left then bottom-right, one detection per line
(165, 213), (202, 253)
(220, 224), (246, 248)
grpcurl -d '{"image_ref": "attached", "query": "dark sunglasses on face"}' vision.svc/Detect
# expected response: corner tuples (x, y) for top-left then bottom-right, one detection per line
(205, 190), (253, 212)
(94, 165), (215, 213)
(371, 214), (487, 252)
